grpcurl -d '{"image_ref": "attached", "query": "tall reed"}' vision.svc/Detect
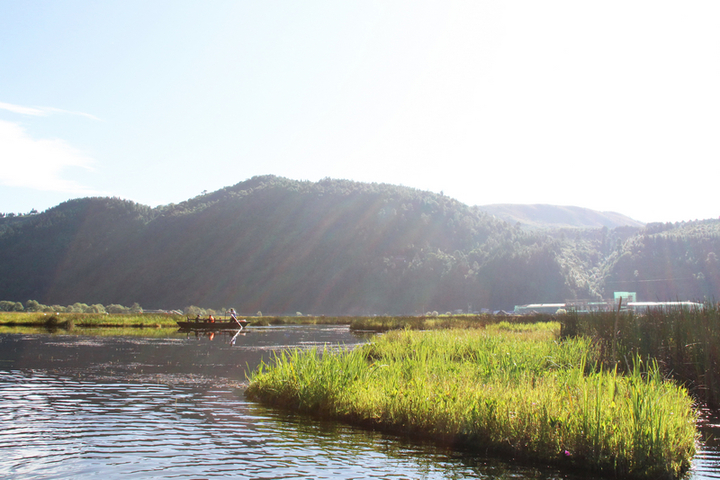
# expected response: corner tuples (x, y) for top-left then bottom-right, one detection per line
(561, 304), (720, 407)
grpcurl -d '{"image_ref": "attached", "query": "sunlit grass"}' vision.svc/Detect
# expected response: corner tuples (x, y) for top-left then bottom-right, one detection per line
(0, 312), (181, 328)
(247, 325), (697, 479)
(349, 314), (555, 332)
(0, 325), (184, 338)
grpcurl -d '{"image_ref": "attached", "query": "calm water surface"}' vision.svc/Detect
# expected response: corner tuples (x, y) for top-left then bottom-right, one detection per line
(0, 325), (718, 479)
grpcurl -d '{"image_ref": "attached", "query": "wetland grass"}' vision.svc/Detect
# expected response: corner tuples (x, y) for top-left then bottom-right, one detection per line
(247, 324), (697, 479)
(349, 314), (555, 332)
(561, 304), (720, 407)
(249, 315), (354, 326)
(0, 312), (181, 328)
(0, 325), (183, 337)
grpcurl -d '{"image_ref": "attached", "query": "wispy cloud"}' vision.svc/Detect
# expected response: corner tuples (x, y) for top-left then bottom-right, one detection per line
(0, 101), (100, 121)
(0, 100), (102, 196)
(0, 101), (46, 116)
(0, 119), (101, 195)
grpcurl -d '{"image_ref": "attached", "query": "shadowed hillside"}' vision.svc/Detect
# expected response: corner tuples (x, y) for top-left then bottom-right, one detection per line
(601, 220), (720, 301)
(0, 176), (717, 313)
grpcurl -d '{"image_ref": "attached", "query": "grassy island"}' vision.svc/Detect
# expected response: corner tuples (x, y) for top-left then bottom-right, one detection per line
(0, 311), (183, 329)
(247, 322), (698, 479)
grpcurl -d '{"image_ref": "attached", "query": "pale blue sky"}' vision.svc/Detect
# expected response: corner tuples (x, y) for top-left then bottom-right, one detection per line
(1, 1), (719, 223)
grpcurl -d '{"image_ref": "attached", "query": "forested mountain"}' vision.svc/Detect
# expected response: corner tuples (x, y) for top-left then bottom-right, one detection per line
(1, 176), (717, 314)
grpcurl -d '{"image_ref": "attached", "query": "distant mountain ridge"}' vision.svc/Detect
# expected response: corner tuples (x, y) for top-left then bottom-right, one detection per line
(0, 175), (717, 313)
(478, 204), (645, 229)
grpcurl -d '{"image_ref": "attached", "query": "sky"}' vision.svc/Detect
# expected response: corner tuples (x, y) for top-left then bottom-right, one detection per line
(1, 1), (719, 224)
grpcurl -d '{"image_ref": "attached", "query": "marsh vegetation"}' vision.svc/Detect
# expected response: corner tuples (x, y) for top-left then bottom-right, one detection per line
(0, 312), (182, 329)
(247, 321), (698, 479)
(561, 304), (720, 408)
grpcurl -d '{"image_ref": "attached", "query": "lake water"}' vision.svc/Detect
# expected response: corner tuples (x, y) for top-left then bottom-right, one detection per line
(0, 325), (718, 479)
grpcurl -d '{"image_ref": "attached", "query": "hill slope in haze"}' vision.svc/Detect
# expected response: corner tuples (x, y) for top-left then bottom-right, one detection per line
(478, 204), (644, 229)
(0, 176), (717, 313)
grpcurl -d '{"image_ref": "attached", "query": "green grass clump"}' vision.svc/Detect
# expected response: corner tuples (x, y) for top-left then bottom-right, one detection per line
(247, 325), (697, 479)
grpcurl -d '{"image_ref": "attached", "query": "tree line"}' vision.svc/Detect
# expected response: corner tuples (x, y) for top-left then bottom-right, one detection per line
(0, 299), (143, 314)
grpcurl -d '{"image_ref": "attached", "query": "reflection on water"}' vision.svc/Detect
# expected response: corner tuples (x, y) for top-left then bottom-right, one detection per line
(695, 410), (720, 480)
(0, 325), (372, 382)
(0, 326), (718, 479)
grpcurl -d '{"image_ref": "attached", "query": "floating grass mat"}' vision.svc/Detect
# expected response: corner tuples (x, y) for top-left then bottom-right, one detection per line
(247, 324), (698, 479)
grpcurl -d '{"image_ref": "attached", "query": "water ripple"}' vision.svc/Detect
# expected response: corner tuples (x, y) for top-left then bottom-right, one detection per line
(2, 328), (719, 479)
(2, 370), (488, 479)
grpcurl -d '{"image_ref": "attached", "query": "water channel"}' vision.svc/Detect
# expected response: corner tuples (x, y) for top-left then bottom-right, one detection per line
(0, 325), (718, 479)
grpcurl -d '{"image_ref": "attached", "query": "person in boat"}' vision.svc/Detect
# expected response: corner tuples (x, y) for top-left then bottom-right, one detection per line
(229, 308), (241, 326)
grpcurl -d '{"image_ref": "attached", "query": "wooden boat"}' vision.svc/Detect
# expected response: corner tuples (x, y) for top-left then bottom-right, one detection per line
(177, 318), (248, 330)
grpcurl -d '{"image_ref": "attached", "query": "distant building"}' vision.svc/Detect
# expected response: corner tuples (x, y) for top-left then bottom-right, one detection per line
(613, 291), (637, 304)
(627, 301), (703, 313)
(513, 303), (566, 315)
(564, 299), (614, 313)
(514, 292), (703, 315)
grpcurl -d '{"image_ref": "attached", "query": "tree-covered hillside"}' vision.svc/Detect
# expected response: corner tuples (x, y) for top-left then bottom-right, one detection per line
(0, 176), (716, 314)
(601, 221), (720, 301)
